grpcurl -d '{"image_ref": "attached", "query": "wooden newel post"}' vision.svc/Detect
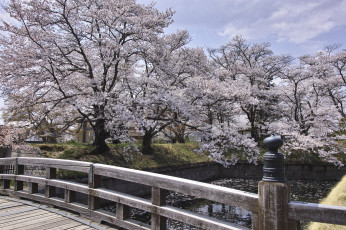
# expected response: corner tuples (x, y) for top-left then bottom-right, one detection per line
(258, 135), (290, 230)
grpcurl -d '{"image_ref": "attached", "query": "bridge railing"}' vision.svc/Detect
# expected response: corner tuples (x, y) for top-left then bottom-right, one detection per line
(0, 140), (345, 230)
(0, 157), (257, 230)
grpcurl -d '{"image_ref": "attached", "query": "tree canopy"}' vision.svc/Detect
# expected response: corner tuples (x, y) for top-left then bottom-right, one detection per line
(0, 0), (345, 166)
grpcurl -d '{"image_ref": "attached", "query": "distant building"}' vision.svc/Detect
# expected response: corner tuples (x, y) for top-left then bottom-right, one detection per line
(40, 128), (60, 143)
(25, 136), (44, 143)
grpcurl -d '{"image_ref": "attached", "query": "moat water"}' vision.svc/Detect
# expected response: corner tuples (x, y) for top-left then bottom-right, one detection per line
(102, 178), (337, 229)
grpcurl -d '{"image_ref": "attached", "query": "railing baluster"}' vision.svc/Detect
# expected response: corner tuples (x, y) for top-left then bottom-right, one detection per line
(88, 163), (100, 210)
(45, 167), (56, 197)
(1, 178), (10, 189)
(151, 187), (167, 230)
(28, 182), (38, 194)
(0, 162), (11, 189)
(14, 158), (24, 191)
(64, 189), (76, 203)
(116, 203), (130, 220)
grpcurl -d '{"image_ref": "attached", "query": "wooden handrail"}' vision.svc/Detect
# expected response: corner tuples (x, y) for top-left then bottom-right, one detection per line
(288, 201), (346, 225)
(0, 157), (345, 229)
(93, 163), (259, 212)
(0, 158), (253, 230)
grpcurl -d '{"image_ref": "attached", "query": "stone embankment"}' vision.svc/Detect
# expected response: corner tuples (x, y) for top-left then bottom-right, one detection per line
(101, 162), (346, 196)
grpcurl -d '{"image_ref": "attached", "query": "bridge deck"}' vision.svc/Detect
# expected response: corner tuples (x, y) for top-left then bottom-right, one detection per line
(0, 196), (118, 230)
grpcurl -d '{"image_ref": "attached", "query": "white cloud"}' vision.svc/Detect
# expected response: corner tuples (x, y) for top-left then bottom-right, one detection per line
(220, 0), (346, 44)
(0, 0), (20, 26)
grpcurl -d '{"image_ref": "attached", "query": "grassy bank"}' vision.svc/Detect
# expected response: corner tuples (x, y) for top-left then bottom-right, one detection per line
(33, 139), (346, 169)
(308, 175), (346, 230)
(35, 142), (211, 170)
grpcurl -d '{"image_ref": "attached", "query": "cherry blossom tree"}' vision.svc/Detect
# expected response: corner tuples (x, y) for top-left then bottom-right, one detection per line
(3, 94), (80, 141)
(209, 36), (291, 142)
(301, 46), (346, 119)
(0, 0), (176, 152)
(186, 76), (260, 166)
(208, 37), (344, 165)
(107, 44), (209, 154)
(270, 61), (345, 166)
(0, 1), (343, 166)
(0, 125), (26, 148)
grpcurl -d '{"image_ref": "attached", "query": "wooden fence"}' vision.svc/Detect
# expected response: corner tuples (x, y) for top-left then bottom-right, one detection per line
(0, 157), (345, 230)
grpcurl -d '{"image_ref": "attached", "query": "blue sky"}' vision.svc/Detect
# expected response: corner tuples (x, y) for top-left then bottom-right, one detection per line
(138, 0), (346, 57)
(1, 0), (346, 124)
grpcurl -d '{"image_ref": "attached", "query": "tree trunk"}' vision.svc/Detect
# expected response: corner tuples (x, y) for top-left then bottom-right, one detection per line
(82, 121), (87, 143)
(250, 121), (260, 142)
(174, 132), (185, 143)
(112, 139), (121, 144)
(93, 119), (109, 153)
(142, 132), (153, 155)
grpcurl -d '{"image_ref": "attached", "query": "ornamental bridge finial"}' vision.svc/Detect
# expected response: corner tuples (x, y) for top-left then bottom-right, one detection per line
(262, 135), (286, 182)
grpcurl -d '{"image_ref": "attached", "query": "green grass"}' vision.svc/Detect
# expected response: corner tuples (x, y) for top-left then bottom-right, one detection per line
(32, 140), (345, 183)
(33, 139), (345, 169)
(34, 142), (211, 170)
(308, 175), (346, 230)
(36, 141), (94, 159)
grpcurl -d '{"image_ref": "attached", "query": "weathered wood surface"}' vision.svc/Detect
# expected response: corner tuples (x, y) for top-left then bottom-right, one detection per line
(0, 158), (15, 165)
(93, 164), (259, 212)
(258, 181), (290, 230)
(1, 157), (345, 230)
(0, 157), (90, 173)
(0, 196), (118, 230)
(0, 158), (259, 212)
(0, 158), (256, 229)
(288, 201), (346, 225)
(18, 157), (91, 173)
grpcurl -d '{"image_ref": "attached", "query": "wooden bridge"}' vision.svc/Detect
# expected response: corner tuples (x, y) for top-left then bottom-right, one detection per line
(0, 196), (116, 229)
(0, 156), (345, 230)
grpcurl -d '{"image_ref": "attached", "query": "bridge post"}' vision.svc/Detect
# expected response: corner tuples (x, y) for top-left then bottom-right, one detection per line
(258, 136), (289, 230)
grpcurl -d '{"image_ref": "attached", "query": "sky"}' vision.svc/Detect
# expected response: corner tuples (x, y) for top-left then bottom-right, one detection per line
(138, 0), (346, 57)
(1, 0), (346, 125)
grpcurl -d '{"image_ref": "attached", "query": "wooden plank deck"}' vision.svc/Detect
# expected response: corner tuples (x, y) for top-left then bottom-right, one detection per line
(0, 196), (118, 230)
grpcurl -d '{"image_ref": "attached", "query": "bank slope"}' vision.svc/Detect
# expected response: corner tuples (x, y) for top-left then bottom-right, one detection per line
(309, 175), (346, 230)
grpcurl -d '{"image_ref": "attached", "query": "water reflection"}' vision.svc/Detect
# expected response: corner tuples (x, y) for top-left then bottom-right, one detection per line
(196, 204), (252, 227)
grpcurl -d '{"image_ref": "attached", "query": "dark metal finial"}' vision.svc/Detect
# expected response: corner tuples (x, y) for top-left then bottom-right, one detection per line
(262, 135), (286, 182)
(263, 135), (283, 152)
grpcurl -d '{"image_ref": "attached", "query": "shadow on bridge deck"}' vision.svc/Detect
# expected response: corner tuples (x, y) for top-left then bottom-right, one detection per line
(0, 196), (118, 230)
